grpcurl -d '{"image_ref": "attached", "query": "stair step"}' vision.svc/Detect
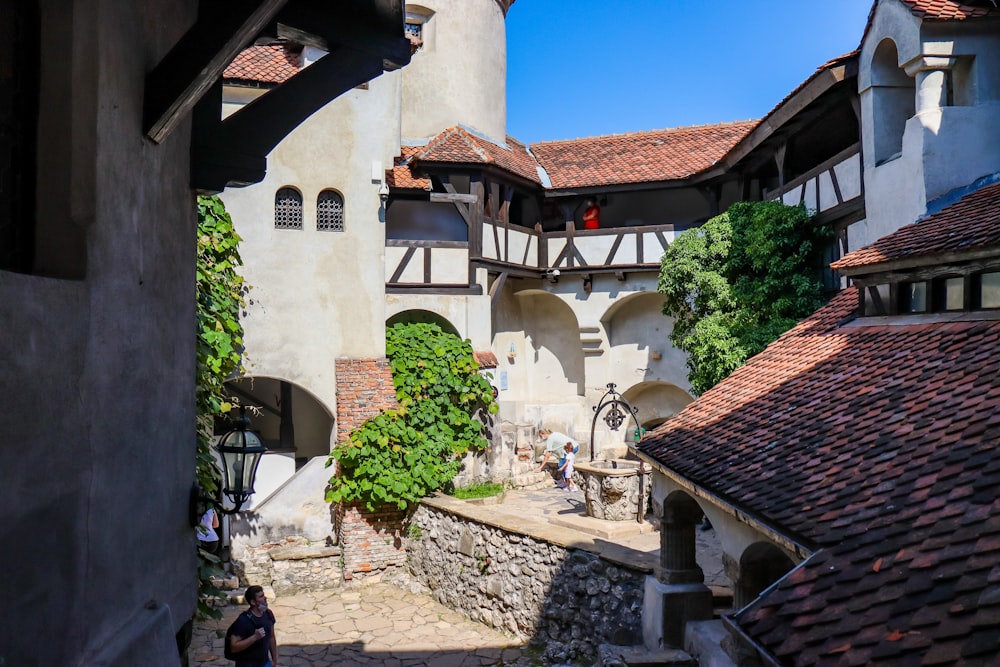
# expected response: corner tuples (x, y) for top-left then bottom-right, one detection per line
(597, 644), (696, 667)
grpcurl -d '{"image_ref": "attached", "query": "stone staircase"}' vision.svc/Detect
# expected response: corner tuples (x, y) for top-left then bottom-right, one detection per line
(597, 644), (697, 666)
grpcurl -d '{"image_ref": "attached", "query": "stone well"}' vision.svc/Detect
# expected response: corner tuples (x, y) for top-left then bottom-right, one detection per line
(576, 459), (650, 521)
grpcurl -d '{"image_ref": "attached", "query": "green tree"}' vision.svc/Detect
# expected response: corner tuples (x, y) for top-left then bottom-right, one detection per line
(658, 201), (832, 395)
(326, 322), (498, 511)
(195, 194), (248, 617)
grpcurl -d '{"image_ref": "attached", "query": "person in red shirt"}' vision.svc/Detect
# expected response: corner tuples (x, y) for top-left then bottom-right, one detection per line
(582, 198), (601, 229)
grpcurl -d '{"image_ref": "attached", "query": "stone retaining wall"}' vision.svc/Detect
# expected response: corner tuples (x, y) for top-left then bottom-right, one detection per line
(407, 496), (649, 664)
(236, 537), (343, 596)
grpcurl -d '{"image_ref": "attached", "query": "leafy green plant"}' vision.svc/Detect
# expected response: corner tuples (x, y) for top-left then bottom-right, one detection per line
(449, 482), (506, 500)
(406, 522), (423, 540)
(326, 322), (498, 511)
(195, 194), (248, 618)
(658, 201), (832, 394)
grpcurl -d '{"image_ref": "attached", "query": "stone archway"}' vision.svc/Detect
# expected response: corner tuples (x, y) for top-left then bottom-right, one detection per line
(735, 541), (796, 609)
(224, 376), (335, 508)
(621, 381), (693, 438)
(386, 308), (460, 336)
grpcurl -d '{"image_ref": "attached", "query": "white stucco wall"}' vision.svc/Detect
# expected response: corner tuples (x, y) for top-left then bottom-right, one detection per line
(385, 292), (493, 347)
(400, 0), (508, 142)
(221, 72), (403, 414)
(491, 271), (693, 446)
(859, 0), (1000, 248)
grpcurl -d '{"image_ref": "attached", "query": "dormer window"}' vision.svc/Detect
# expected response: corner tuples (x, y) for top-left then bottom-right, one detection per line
(977, 271), (1000, 309)
(900, 281), (928, 314)
(936, 276), (965, 311)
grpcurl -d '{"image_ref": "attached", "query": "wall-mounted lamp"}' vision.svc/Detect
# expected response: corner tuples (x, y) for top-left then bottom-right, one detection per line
(378, 182), (390, 204)
(189, 409), (267, 526)
(545, 268), (560, 283)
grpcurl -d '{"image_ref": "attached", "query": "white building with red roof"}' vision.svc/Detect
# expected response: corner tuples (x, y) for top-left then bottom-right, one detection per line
(215, 7), (1000, 654)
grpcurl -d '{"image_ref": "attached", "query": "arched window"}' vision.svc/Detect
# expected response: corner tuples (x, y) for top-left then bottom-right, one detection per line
(870, 39), (915, 166)
(274, 187), (303, 229)
(317, 190), (345, 232)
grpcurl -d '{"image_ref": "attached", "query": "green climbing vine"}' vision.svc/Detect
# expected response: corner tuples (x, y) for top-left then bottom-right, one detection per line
(195, 194), (248, 618)
(326, 322), (498, 511)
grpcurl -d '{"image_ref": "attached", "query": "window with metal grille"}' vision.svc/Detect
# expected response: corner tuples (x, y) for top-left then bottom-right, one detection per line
(274, 187), (303, 229)
(316, 190), (345, 232)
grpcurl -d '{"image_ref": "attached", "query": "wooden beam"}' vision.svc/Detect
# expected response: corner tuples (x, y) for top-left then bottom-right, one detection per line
(273, 0), (411, 69)
(386, 285), (484, 295)
(192, 45), (388, 189)
(388, 247), (416, 283)
(145, 0), (288, 143)
(429, 192), (478, 204)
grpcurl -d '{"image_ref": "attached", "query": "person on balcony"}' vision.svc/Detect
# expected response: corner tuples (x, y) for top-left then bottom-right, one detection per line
(582, 198), (601, 229)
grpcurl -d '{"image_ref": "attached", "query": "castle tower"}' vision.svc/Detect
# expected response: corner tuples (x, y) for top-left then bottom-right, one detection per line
(400, 0), (515, 143)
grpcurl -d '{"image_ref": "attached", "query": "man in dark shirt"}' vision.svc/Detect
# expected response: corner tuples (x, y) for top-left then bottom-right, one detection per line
(228, 585), (278, 667)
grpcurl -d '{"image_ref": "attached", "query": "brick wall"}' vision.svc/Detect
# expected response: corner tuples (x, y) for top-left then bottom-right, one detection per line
(335, 502), (408, 580)
(333, 358), (405, 579)
(334, 357), (398, 444)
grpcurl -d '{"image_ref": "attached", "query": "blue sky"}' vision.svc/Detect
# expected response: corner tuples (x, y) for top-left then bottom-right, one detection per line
(506, 0), (874, 144)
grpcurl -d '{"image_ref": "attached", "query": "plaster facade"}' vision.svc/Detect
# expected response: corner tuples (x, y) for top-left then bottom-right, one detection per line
(858, 0), (1000, 248)
(400, 0), (509, 143)
(2, 2), (200, 664)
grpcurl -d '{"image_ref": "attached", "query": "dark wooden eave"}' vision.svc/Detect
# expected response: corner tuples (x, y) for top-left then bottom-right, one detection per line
(144, 0), (411, 191)
(707, 57), (859, 178)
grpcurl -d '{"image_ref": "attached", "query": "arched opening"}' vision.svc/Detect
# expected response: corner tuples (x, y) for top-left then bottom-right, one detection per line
(870, 39), (915, 166)
(514, 290), (586, 398)
(386, 309), (460, 337)
(735, 541), (796, 609)
(622, 382), (693, 439)
(223, 376), (334, 509)
(274, 186), (304, 229)
(603, 292), (691, 393)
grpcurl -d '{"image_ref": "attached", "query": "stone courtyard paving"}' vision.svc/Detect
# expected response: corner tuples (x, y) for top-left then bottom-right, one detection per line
(190, 580), (537, 666)
(190, 488), (730, 666)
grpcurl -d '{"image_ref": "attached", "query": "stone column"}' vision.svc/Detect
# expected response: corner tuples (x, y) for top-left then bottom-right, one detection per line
(644, 494), (713, 649)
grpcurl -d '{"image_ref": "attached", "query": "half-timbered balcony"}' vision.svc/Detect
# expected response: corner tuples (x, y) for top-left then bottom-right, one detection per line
(764, 144), (862, 223)
(385, 239), (474, 293)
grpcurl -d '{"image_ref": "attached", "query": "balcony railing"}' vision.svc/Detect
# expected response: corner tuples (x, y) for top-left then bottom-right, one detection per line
(764, 144), (862, 215)
(386, 222), (677, 289)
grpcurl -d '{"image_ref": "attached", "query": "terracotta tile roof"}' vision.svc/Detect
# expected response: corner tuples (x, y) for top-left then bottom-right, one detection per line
(416, 127), (542, 185)
(529, 121), (757, 190)
(386, 127), (542, 191)
(223, 45), (302, 85)
(637, 287), (1000, 666)
(898, 0), (999, 20)
(386, 146), (432, 191)
(832, 180), (1000, 271)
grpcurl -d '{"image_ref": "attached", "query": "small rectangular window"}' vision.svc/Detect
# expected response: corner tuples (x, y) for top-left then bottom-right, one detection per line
(944, 277), (964, 311)
(980, 271), (1000, 309)
(864, 284), (890, 316)
(900, 281), (927, 313)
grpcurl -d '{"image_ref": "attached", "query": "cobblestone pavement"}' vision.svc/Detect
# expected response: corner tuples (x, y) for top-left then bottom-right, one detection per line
(191, 581), (537, 666)
(190, 487), (730, 666)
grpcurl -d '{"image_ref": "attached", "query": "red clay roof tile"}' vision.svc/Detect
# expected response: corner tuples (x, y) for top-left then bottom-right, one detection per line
(223, 45), (302, 85)
(898, 0), (999, 20)
(638, 285), (1000, 666)
(530, 121), (757, 189)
